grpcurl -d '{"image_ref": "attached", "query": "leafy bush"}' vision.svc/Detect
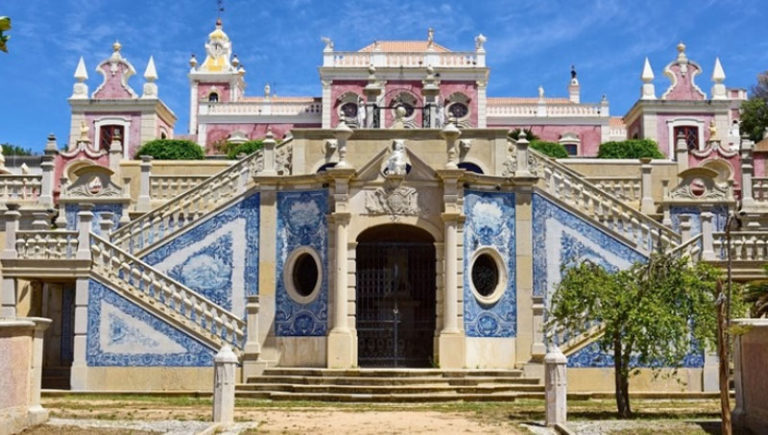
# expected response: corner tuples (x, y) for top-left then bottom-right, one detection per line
(508, 128), (539, 141)
(597, 139), (664, 159)
(226, 140), (264, 159)
(530, 140), (569, 159)
(135, 139), (204, 160)
(1, 143), (33, 156)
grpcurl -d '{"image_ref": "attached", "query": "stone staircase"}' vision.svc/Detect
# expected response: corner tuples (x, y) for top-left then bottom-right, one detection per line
(236, 368), (544, 402)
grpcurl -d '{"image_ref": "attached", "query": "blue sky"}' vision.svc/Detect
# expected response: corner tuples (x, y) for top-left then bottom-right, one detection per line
(2, 0), (767, 152)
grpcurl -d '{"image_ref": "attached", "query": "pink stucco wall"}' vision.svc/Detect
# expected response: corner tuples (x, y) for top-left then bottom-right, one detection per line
(656, 113), (714, 157)
(628, 117), (642, 139)
(486, 123), (602, 156)
(157, 116), (174, 140)
(85, 112), (142, 156)
(204, 123), (313, 154)
(330, 81), (366, 127)
(440, 81), (478, 127)
(198, 83), (231, 102)
(755, 154), (766, 178)
(92, 62), (136, 99)
(383, 81), (424, 128)
(662, 63), (706, 101)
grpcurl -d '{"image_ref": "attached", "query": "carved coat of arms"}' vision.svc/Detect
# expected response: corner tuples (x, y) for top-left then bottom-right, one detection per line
(365, 186), (420, 216)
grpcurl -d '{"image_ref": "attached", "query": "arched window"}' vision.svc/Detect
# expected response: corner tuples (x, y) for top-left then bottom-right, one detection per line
(208, 92), (219, 102)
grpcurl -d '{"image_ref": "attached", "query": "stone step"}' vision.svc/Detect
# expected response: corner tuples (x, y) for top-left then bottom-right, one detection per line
(260, 368), (525, 378)
(246, 375), (537, 386)
(235, 391), (546, 403)
(238, 383), (544, 395)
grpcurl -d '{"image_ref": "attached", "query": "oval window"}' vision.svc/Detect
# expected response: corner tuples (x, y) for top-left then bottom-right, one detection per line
(292, 253), (319, 297)
(448, 102), (469, 119)
(471, 253), (499, 297)
(340, 102), (358, 118)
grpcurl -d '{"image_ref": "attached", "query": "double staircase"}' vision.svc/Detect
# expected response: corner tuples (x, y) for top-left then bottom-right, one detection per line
(236, 368), (544, 402)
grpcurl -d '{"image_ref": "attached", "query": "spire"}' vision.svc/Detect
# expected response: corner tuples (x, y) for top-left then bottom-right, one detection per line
(143, 56), (157, 81)
(711, 57), (727, 100)
(71, 56), (89, 99)
(640, 57), (656, 100)
(74, 56), (88, 81)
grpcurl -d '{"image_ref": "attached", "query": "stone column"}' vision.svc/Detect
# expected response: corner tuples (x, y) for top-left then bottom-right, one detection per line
(242, 295), (264, 379)
(70, 278), (89, 390)
(27, 317), (52, 424)
(441, 122), (461, 169)
(531, 296), (546, 359)
(701, 211), (715, 261)
(421, 66), (440, 128)
(39, 149), (55, 208)
(675, 130), (689, 174)
(213, 345), (238, 424)
(261, 131), (277, 176)
(137, 156), (152, 212)
(545, 346), (568, 427)
(109, 138), (123, 174)
(741, 138), (755, 210)
(1, 203), (21, 317)
(702, 351), (719, 392)
(76, 204), (93, 260)
(679, 214), (693, 242)
(515, 135), (531, 177)
(640, 157), (655, 214)
(98, 211), (114, 236)
(732, 328), (745, 427)
(363, 66), (382, 129)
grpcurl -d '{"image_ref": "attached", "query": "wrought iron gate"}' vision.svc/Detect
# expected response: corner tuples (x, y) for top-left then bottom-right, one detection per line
(356, 242), (436, 367)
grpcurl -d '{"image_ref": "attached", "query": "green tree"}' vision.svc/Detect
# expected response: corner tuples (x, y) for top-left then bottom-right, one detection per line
(745, 264), (768, 317)
(597, 139), (664, 159)
(530, 140), (569, 159)
(1, 143), (33, 156)
(0, 17), (10, 53)
(546, 253), (744, 418)
(226, 139), (264, 159)
(739, 97), (768, 142)
(135, 139), (204, 160)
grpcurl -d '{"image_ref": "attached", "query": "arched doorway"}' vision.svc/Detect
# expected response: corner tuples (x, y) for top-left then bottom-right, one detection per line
(356, 224), (436, 367)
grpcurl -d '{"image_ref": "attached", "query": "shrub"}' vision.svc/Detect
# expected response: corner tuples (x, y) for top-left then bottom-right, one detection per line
(508, 128), (539, 141)
(226, 140), (264, 159)
(135, 139), (204, 160)
(530, 140), (569, 159)
(597, 139), (664, 159)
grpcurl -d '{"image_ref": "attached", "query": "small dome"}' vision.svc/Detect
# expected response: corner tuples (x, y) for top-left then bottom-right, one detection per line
(208, 19), (229, 41)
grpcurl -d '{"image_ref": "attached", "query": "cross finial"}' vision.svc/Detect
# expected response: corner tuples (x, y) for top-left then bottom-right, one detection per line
(217, 0), (224, 19)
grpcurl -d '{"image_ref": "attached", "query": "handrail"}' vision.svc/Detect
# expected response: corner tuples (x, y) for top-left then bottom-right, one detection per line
(14, 230), (78, 260)
(530, 148), (680, 254)
(713, 231), (768, 261)
(90, 233), (245, 350)
(667, 233), (702, 261)
(0, 174), (42, 200)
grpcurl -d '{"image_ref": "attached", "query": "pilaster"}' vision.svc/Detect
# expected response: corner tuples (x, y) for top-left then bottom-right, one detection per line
(70, 278), (89, 390)
(257, 182), (278, 365)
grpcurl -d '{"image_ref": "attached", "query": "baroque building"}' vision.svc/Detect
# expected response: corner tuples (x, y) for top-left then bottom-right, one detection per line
(0, 19), (763, 396)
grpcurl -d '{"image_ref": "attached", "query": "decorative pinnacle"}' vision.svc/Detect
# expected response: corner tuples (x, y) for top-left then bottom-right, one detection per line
(189, 53), (197, 68)
(641, 57), (654, 82)
(143, 56), (157, 81)
(74, 56), (88, 81)
(712, 57), (725, 83)
(676, 41), (686, 53)
(112, 40), (122, 52)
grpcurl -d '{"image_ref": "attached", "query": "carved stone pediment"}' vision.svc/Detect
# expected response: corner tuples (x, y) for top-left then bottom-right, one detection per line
(62, 165), (126, 199)
(667, 167), (731, 202)
(365, 184), (423, 217)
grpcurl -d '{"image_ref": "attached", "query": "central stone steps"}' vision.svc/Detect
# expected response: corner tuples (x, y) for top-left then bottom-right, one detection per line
(237, 368), (544, 402)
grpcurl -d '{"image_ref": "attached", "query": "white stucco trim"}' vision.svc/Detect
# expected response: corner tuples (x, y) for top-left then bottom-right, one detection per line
(666, 118), (705, 155)
(469, 246), (507, 306)
(94, 117), (131, 158)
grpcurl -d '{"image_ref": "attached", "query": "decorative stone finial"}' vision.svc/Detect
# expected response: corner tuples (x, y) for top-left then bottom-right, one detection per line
(711, 57), (726, 100)
(45, 133), (58, 153)
(264, 83), (271, 98)
(143, 56), (157, 81)
(427, 27), (434, 47)
(676, 41), (687, 62)
(538, 85), (545, 99)
(712, 57), (725, 83)
(71, 57), (89, 99)
(189, 53), (197, 68)
(231, 54), (239, 67)
(641, 57), (654, 82)
(74, 56), (88, 81)
(570, 64), (577, 79)
(321, 36), (334, 51)
(112, 40), (122, 52)
(640, 57), (656, 100)
(474, 33), (486, 51)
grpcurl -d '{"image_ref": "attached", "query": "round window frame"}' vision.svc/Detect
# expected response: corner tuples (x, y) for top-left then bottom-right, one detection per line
(283, 247), (323, 304)
(469, 247), (507, 305)
(338, 101), (359, 120)
(447, 102), (470, 121)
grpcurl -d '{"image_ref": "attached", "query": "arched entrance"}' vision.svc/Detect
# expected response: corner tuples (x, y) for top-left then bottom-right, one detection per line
(356, 224), (436, 367)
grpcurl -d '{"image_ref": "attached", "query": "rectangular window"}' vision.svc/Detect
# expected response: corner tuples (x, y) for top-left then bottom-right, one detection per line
(563, 144), (578, 156)
(99, 125), (124, 151)
(673, 126), (698, 151)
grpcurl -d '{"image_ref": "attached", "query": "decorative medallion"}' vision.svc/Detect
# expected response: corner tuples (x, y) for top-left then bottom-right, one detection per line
(365, 185), (420, 217)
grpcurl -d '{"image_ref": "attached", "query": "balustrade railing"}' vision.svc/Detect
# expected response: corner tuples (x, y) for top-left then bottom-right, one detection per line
(327, 51), (479, 68)
(90, 234), (245, 349)
(14, 230), (78, 260)
(487, 103), (605, 117)
(586, 177), (642, 203)
(752, 177), (768, 202)
(199, 101), (322, 116)
(150, 175), (209, 201)
(713, 231), (768, 262)
(0, 175), (42, 201)
(530, 149), (680, 254)
(668, 233), (703, 261)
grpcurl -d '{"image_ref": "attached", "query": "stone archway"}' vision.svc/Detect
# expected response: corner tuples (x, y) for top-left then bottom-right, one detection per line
(355, 224), (436, 367)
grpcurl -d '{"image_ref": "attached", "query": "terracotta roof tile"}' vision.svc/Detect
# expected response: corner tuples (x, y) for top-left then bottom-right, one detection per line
(487, 97), (571, 104)
(609, 117), (626, 128)
(755, 137), (768, 152)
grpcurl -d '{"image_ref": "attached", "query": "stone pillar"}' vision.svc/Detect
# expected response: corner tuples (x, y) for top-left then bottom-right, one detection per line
(137, 156), (152, 212)
(212, 345), (238, 424)
(675, 130), (689, 174)
(441, 122), (461, 169)
(701, 211), (715, 261)
(31, 211), (51, 231)
(27, 317), (52, 424)
(242, 295), (264, 379)
(741, 138), (755, 210)
(334, 121), (353, 169)
(679, 214), (693, 242)
(531, 296), (546, 359)
(98, 211), (114, 236)
(39, 145), (55, 208)
(70, 278), (89, 390)
(261, 131), (277, 176)
(640, 157), (655, 214)
(76, 204), (93, 260)
(422, 66), (440, 128)
(545, 346), (568, 427)
(363, 66), (382, 129)
(732, 329), (745, 427)
(702, 351), (719, 392)
(1, 203), (21, 317)
(515, 135), (531, 177)
(55, 177), (69, 229)
(109, 138), (123, 174)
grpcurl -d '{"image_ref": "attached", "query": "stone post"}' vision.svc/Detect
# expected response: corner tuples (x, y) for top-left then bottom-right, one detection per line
(363, 66), (382, 128)
(741, 137), (755, 210)
(679, 214), (693, 242)
(422, 66), (440, 128)
(531, 295), (546, 359)
(39, 137), (56, 208)
(701, 211), (715, 261)
(109, 137), (123, 174)
(55, 177), (69, 229)
(545, 346), (567, 427)
(261, 130), (277, 176)
(242, 295), (264, 379)
(31, 211), (50, 231)
(1, 204), (21, 317)
(732, 326), (745, 427)
(137, 156), (152, 212)
(70, 278), (89, 390)
(441, 122), (461, 169)
(27, 317), (52, 424)
(213, 345), (238, 424)
(76, 204), (93, 260)
(98, 211), (114, 236)
(675, 130), (689, 174)
(661, 180), (672, 227)
(515, 135), (531, 177)
(334, 121), (353, 169)
(640, 157), (655, 214)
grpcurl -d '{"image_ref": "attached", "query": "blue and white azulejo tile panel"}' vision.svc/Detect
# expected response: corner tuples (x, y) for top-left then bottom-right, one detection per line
(532, 193), (646, 302)
(65, 203), (123, 236)
(567, 340), (704, 368)
(275, 190), (328, 336)
(86, 279), (215, 367)
(142, 193), (260, 319)
(463, 191), (516, 338)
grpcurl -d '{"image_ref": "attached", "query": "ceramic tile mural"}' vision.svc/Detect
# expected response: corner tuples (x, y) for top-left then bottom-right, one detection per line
(567, 340), (704, 368)
(65, 203), (123, 235)
(275, 190), (328, 336)
(463, 191), (516, 337)
(86, 279), (215, 366)
(669, 205), (728, 236)
(142, 194), (259, 319)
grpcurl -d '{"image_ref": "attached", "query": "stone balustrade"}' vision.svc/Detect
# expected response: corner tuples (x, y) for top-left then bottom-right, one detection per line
(324, 51), (481, 68)
(90, 233), (245, 350)
(712, 231), (768, 261)
(585, 176), (642, 203)
(199, 101), (322, 116)
(0, 175), (42, 201)
(150, 175), (209, 201)
(14, 230), (79, 260)
(487, 103), (606, 118)
(531, 149), (680, 254)
(668, 233), (703, 261)
(751, 177), (768, 202)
